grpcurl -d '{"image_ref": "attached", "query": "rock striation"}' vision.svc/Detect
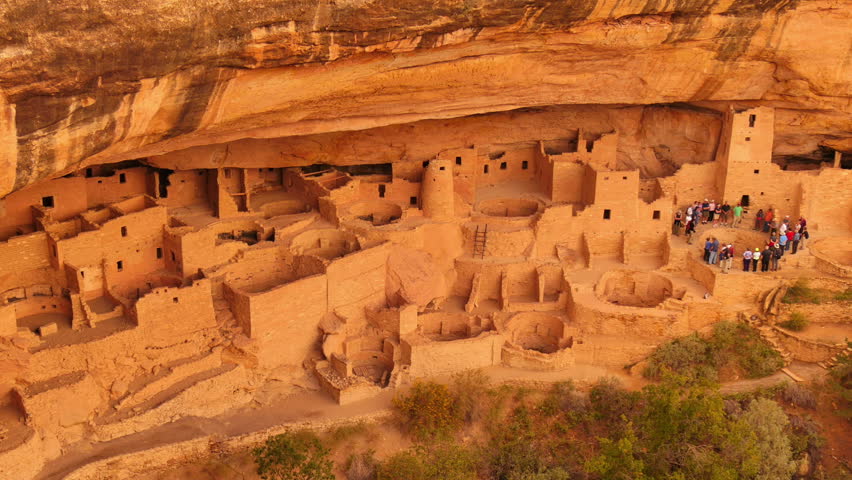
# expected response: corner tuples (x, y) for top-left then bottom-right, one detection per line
(0, 0), (850, 197)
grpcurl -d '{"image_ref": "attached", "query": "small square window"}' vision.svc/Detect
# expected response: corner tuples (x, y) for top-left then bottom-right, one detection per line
(760, 192), (765, 195)
(439, 166), (445, 171)
(745, 137), (751, 142)
(522, 161), (528, 170)
(119, 173), (126, 184)
(121, 226), (127, 237)
(378, 184), (386, 198)
(652, 210), (661, 220)
(604, 176), (609, 180)
(603, 209), (611, 220)
(622, 176), (628, 180)
(422, 161), (429, 168)
(483, 165), (489, 174)
(410, 196), (417, 206)
(173, 297), (179, 303)
(500, 162), (507, 170)
(754, 169), (760, 174)
(85, 168), (93, 178)
(455, 156), (462, 165)
(117, 261), (123, 272)
(41, 196), (54, 208)
(156, 247), (163, 259)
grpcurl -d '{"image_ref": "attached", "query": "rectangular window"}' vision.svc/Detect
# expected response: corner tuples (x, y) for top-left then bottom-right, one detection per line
(156, 247), (163, 259)
(753, 169), (760, 174)
(749, 114), (756, 127)
(42, 196), (54, 208)
(85, 168), (93, 178)
(121, 226), (127, 237)
(80, 271), (85, 278)
(116, 261), (123, 272)
(439, 166), (446, 171)
(483, 165), (489, 174)
(119, 173), (126, 184)
(652, 210), (661, 220)
(521, 161), (528, 170)
(172, 297), (179, 303)
(622, 176), (628, 180)
(603, 209), (611, 220)
(500, 162), (507, 170)
(410, 196), (417, 206)
(378, 184), (386, 198)
(745, 137), (751, 142)
(455, 156), (462, 165)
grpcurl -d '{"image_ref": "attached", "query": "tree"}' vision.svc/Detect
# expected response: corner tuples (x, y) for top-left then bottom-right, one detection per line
(740, 398), (797, 480)
(585, 422), (646, 480)
(252, 431), (335, 480)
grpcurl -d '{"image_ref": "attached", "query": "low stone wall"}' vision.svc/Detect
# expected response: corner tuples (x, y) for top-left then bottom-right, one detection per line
(774, 327), (847, 363)
(62, 410), (394, 480)
(403, 332), (504, 377)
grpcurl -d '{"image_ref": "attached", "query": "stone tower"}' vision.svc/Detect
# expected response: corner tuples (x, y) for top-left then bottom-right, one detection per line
(422, 158), (454, 219)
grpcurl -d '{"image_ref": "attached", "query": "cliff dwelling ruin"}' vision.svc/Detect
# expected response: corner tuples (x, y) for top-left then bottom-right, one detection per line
(1, 102), (850, 478)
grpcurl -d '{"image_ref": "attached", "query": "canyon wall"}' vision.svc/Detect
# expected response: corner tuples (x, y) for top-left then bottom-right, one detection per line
(1, 0), (850, 196)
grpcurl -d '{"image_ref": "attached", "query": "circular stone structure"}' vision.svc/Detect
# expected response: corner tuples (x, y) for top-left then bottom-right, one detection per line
(348, 200), (403, 226)
(504, 312), (565, 354)
(595, 270), (673, 308)
(477, 198), (539, 217)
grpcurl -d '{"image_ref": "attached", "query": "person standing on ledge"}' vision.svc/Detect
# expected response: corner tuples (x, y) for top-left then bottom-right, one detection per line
(704, 237), (712, 263)
(752, 248), (761, 272)
(685, 219), (696, 244)
(743, 248), (753, 272)
(732, 203), (743, 228)
(792, 230), (801, 254)
(761, 246), (772, 272)
(673, 210), (683, 235)
(755, 208), (765, 231)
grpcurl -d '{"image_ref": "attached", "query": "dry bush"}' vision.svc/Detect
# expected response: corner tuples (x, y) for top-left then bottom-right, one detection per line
(780, 382), (817, 410)
(346, 451), (377, 480)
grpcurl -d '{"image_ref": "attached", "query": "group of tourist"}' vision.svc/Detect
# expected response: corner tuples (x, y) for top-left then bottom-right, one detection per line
(673, 199), (745, 242)
(672, 199), (811, 274)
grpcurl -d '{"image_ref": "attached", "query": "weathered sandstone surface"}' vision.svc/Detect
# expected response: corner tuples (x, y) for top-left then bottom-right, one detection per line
(1, 0), (850, 197)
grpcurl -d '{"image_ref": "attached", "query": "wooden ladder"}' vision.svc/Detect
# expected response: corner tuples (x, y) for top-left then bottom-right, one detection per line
(473, 224), (488, 259)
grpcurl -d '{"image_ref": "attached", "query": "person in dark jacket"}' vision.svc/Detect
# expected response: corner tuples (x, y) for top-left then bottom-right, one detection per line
(761, 246), (772, 272)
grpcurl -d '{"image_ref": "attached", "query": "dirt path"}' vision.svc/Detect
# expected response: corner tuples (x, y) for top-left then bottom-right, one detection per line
(35, 362), (828, 480)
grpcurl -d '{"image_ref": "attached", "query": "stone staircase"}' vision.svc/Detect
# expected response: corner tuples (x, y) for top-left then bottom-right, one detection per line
(817, 345), (851, 370)
(756, 324), (794, 366)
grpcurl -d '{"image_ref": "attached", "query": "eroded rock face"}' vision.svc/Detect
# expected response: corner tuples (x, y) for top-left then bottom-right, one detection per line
(1, 0), (850, 196)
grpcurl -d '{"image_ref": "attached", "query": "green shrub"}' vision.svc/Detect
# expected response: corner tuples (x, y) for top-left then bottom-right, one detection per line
(782, 279), (822, 304)
(642, 333), (717, 382)
(740, 398), (797, 480)
(393, 381), (461, 441)
(252, 431), (334, 480)
(589, 377), (639, 425)
(780, 312), (809, 331)
(644, 322), (784, 382)
(835, 288), (852, 302)
(376, 444), (478, 480)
